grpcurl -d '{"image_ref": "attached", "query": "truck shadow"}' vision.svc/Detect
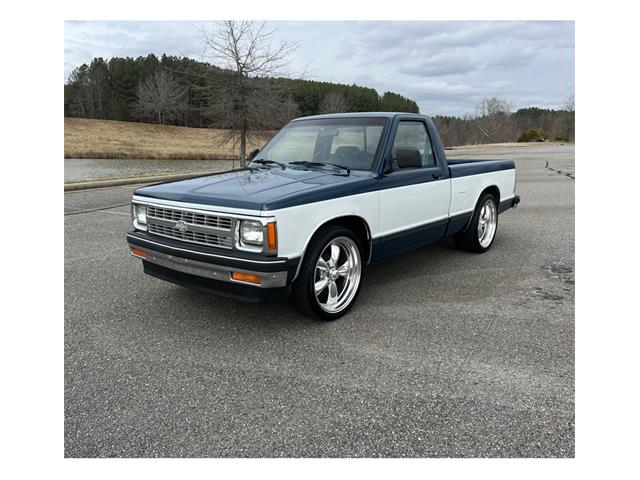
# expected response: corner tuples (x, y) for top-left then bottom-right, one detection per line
(158, 238), (466, 331)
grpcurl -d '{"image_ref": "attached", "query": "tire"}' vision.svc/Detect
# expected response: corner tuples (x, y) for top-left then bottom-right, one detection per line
(290, 226), (364, 321)
(453, 193), (499, 253)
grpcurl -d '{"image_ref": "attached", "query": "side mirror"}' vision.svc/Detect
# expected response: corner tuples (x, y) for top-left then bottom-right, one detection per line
(248, 148), (260, 160)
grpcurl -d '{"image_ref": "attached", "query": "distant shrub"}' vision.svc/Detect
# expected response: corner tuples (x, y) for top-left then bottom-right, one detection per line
(554, 134), (569, 142)
(518, 128), (550, 142)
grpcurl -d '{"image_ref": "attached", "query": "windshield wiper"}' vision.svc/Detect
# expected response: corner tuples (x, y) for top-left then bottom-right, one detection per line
(289, 161), (350, 175)
(251, 159), (286, 169)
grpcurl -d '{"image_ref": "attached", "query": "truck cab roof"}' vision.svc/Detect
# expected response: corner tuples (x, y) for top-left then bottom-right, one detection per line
(291, 112), (428, 122)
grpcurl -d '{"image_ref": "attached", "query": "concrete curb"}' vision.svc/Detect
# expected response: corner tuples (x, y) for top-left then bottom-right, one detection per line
(64, 170), (218, 191)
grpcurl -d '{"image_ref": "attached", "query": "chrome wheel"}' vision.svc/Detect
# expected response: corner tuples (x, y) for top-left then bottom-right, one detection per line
(477, 198), (497, 248)
(314, 236), (362, 314)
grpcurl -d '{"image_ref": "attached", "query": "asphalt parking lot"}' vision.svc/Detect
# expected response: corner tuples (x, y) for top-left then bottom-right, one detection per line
(64, 144), (575, 457)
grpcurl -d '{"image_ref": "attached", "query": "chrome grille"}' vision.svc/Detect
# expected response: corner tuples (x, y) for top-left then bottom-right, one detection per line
(145, 205), (234, 249)
(146, 206), (232, 230)
(148, 224), (233, 248)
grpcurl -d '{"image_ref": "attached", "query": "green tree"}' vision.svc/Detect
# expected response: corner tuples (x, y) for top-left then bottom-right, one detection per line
(380, 91), (419, 113)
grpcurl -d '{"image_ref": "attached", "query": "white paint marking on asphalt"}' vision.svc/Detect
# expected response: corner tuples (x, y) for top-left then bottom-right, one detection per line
(64, 203), (130, 216)
(103, 210), (131, 216)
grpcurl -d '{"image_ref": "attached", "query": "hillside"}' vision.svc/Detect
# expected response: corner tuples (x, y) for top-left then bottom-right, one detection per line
(64, 54), (419, 128)
(64, 118), (270, 160)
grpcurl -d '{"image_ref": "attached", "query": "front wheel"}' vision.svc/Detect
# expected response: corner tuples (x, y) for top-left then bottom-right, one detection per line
(453, 193), (499, 253)
(290, 226), (364, 321)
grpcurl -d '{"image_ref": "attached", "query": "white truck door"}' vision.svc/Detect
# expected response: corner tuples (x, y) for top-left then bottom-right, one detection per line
(377, 120), (451, 255)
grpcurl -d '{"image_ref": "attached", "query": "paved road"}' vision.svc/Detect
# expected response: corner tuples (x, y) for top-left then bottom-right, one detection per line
(64, 144), (574, 457)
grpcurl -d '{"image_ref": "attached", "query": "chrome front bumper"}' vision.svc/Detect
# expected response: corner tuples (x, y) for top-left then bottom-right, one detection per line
(131, 246), (288, 288)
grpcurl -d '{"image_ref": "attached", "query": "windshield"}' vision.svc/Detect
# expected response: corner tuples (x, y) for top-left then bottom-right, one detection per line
(256, 117), (389, 171)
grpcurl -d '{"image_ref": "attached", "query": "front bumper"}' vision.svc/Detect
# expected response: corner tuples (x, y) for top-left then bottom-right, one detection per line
(127, 230), (299, 303)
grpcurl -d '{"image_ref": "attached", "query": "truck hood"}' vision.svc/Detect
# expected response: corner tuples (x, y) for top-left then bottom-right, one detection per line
(134, 166), (376, 211)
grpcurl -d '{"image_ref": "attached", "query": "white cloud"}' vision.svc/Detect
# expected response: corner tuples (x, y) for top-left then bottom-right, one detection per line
(399, 53), (477, 77)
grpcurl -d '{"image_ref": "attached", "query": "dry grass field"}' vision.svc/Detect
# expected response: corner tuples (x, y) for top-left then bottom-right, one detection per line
(64, 118), (272, 160)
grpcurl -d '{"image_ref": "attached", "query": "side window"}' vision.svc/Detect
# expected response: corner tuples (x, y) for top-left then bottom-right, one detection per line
(390, 121), (435, 170)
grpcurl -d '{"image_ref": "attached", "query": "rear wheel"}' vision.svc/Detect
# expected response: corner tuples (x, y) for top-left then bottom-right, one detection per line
(454, 193), (498, 253)
(291, 226), (364, 321)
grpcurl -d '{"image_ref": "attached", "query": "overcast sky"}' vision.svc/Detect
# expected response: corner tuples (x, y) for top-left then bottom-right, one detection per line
(64, 20), (574, 117)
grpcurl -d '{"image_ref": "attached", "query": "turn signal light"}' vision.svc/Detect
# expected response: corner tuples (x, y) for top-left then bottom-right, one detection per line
(130, 247), (146, 258)
(266, 222), (277, 251)
(231, 272), (262, 285)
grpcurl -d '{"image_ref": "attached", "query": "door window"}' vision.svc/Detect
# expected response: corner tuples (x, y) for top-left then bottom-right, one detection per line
(390, 121), (435, 170)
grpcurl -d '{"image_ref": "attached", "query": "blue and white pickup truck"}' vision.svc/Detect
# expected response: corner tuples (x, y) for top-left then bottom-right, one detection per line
(127, 112), (520, 320)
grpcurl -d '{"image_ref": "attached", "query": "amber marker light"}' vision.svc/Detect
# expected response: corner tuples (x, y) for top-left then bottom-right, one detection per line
(231, 272), (262, 285)
(266, 222), (277, 252)
(130, 247), (146, 258)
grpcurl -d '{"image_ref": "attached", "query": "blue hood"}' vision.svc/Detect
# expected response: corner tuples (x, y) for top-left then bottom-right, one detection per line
(134, 167), (377, 211)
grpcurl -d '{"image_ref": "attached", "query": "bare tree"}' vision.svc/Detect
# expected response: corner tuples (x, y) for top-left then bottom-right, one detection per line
(136, 69), (187, 125)
(474, 97), (513, 143)
(67, 62), (110, 119)
(319, 90), (348, 114)
(564, 93), (575, 141)
(67, 66), (93, 117)
(201, 20), (298, 166)
(565, 93), (575, 112)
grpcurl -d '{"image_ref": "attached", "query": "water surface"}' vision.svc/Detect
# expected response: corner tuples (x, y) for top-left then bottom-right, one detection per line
(65, 158), (237, 182)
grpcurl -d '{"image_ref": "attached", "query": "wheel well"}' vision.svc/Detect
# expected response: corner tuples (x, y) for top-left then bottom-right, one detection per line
(480, 185), (500, 205)
(308, 216), (372, 263)
(461, 186), (501, 233)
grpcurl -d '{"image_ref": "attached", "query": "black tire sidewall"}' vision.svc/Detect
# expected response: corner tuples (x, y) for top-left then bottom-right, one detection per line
(293, 226), (364, 321)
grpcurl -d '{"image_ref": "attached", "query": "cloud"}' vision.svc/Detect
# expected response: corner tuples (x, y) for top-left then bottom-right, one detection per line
(399, 53), (477, 77)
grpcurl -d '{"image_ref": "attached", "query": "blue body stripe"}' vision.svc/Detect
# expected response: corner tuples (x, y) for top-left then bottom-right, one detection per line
(136, 159), (514, 211)
(370, 210), (474, 262)
(260, 159), (514, 210)
(448, 159), (516, 177)
(371, 219), (449, 262)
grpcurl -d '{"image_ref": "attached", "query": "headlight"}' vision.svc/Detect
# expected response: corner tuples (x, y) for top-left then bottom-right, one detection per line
(240, 220), (263, 246)
(132, 204), (147, 228)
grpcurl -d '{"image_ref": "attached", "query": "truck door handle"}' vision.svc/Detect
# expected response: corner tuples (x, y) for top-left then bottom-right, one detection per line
(432, 173), (442, 179)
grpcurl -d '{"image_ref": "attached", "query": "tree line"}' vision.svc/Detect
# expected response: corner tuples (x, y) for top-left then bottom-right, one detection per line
(64, 53), (420, 129)
(433, 96), (575, 146)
